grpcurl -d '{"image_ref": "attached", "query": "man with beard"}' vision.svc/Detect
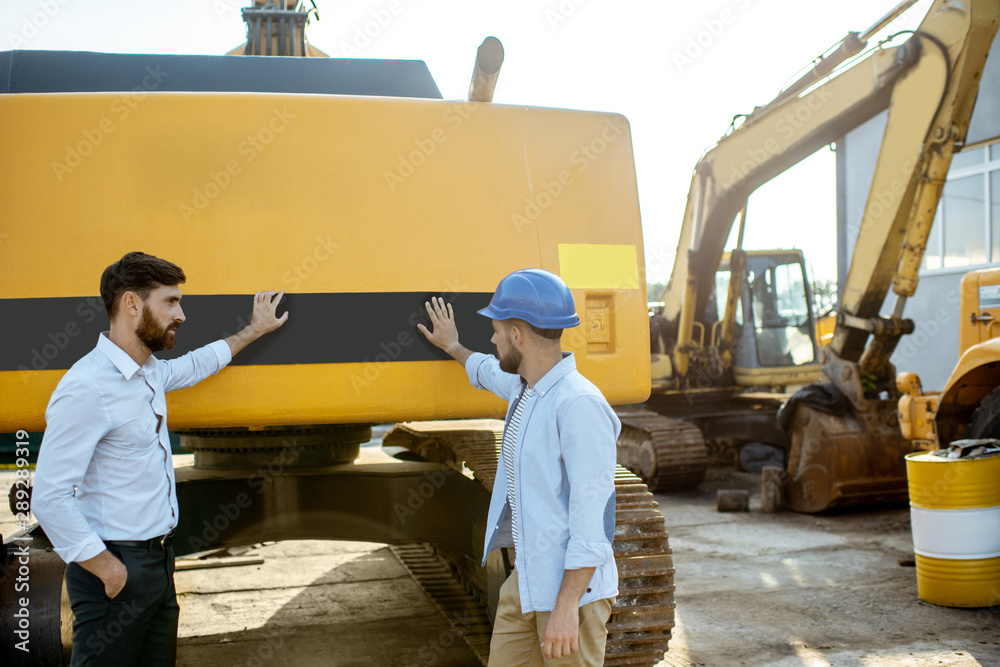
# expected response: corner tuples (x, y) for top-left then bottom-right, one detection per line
(417, 268), (620, 666)
(31, 251), (287, 666)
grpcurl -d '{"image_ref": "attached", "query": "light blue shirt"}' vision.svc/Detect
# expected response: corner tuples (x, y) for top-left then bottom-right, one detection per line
(467, 351), (620, 612)
(32, 333), (231, 563)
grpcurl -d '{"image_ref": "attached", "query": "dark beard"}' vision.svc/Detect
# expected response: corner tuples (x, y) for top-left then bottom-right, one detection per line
(136, 307), (177, 353)
(499, 346), (522, 374)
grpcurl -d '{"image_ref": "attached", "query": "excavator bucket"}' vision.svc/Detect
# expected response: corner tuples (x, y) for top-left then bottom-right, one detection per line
(784, 400), (914, 512)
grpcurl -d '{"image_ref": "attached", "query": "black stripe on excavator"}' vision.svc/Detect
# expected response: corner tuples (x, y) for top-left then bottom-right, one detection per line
(0, 292), (495, 372)
(0, 51), (443, 99)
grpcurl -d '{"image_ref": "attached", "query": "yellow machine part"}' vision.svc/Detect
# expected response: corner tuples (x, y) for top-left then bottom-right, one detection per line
(731, 365), (821, 388)
(896, 371), (938, 446)
(899, 267), (1000, 447)
(958, 267), (1000, 357)
(0, 93), (649, 431)
(815, 313), (836, 347)
(905, 450), (1000, 607)
(928, 337), (1000, 445)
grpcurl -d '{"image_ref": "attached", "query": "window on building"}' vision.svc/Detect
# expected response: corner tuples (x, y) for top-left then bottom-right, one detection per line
(992, 170), (1000, 263)
(942, 174), (988, 267)
(923, 139), (1000, 271)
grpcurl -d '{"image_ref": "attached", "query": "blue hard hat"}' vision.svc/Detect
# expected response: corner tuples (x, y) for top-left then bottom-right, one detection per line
(478, 269), (580, 329)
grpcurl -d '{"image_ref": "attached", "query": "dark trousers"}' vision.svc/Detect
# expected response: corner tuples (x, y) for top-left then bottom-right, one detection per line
(64, 543), (178, 667)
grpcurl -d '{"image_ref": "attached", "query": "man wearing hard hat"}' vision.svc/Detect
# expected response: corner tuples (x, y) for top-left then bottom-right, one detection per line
(419, 268), (619, 666)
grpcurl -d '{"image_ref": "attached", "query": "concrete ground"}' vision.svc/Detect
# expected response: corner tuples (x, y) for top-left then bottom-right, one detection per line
(3, 450), (1000, 666)
(660, 469), (1000, 667)
(173, 541), (476, 667)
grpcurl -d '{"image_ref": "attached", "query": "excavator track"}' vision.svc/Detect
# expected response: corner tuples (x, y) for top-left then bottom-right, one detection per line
(391, 542), (494, 665)
(384, 420), (676, 667)
(614, 408), (707, 492)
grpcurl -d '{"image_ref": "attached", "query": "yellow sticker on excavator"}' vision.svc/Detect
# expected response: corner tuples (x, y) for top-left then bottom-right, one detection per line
(558, 244), (639, 289)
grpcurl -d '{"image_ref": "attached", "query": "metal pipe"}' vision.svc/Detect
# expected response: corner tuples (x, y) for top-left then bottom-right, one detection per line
(861, 0), (922, 41)
(892, 294), (907, 320)
(719, 204), (748, 351)
(468, 36), (505, 103)
(766, 31), (866, 111)
(761, 0), (918, 114)
(250, 15), (261, 55)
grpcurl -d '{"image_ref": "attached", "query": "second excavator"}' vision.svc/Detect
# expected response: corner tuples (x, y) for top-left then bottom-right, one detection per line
(618, 0), (999, 513)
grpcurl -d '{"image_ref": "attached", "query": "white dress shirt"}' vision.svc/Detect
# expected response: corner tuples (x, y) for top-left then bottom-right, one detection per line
(32, 333), (232, 563)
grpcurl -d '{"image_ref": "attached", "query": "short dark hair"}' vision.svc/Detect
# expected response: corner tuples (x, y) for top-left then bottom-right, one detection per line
(101, 252), (186, 319)
(505, 318), (563, 341)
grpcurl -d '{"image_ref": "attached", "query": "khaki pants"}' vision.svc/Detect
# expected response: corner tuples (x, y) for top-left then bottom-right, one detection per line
(489, 571), (613, 666)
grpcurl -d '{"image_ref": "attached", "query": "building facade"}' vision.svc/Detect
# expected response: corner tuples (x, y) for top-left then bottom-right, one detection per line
(836, 29), (1000, 391)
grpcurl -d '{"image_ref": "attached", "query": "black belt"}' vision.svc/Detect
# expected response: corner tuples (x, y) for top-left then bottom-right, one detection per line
(106, 529), (175, 551)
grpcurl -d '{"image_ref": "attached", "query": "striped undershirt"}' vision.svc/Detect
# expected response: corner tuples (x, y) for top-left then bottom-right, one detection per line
(501, 386), (531, 554)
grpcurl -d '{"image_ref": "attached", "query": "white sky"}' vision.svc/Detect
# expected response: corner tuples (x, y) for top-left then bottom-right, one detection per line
(2, 0), (935, 285)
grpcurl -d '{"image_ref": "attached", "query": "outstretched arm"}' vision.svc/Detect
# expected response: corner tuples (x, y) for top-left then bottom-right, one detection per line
(226, 290), (289, 356)
(417, 296), (473, 366)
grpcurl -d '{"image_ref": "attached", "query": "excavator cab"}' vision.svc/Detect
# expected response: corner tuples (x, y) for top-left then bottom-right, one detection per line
(716, 250), (820, 387)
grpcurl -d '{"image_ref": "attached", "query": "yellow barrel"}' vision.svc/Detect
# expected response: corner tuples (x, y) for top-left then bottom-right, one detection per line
(905, 441), (1000, 607)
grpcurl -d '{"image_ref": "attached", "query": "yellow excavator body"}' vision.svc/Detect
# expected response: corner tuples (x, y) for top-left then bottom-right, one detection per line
(0, 93), (649, 432)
